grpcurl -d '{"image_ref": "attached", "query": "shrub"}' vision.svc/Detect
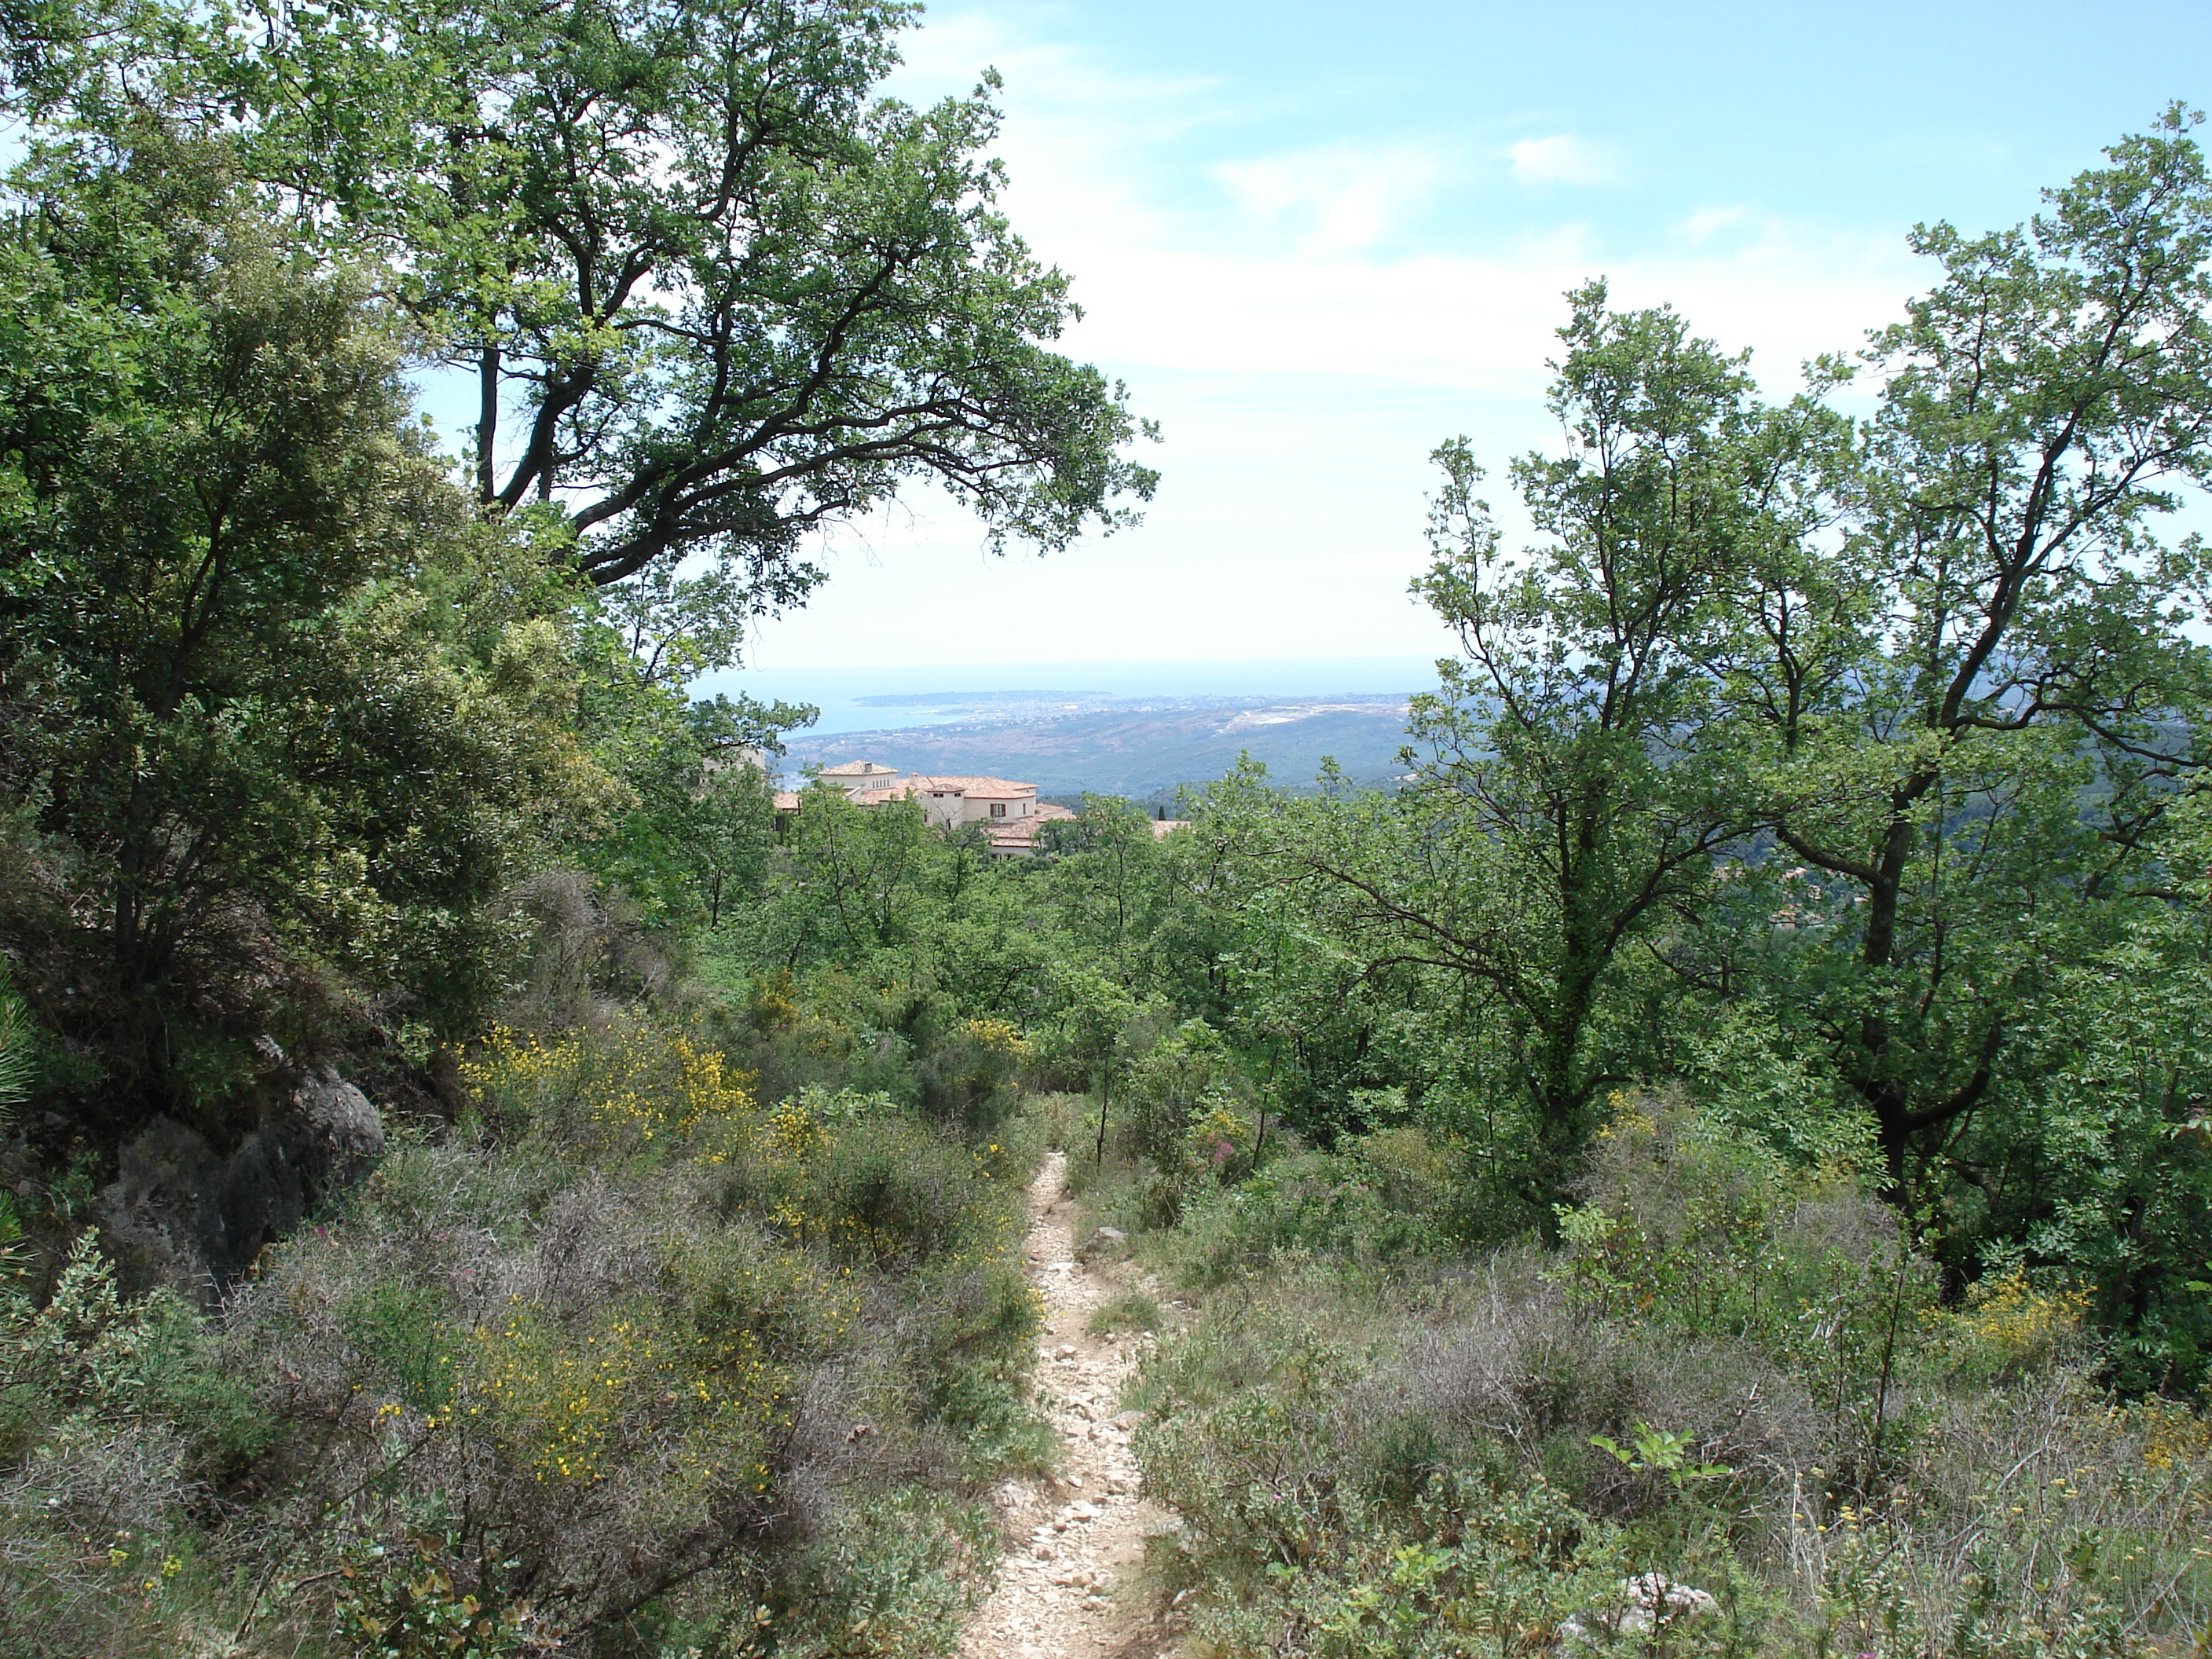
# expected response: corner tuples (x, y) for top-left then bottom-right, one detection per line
(672, 1082), (1024, 1276)
(1163, 1149), (1445, 1286)
(459, 1018), (752, 1149)
(1555, 1094), (1936, 1485)
(0, 1017), (1046, 1655)
(755, 1489), (992, 1657)
(1130, 1096), (2212, 1657)
(916, 1018), (1031, 1136)
(1119, 1020), (1249, 1166)
(1928, 1266), (2094, 1384)
(0, 1233), (260, 1657)
(332, 1533), (557, 1658)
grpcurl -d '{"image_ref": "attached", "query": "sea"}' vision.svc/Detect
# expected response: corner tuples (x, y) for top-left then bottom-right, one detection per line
(689, 655), (1447, 737)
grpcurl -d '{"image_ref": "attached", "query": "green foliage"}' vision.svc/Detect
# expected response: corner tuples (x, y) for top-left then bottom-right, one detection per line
(0, 1016), (1036, 1654)
(579, 686), (808, 936)
(761, 1489), (994, 1658)
(1133, 1101), (2212, 1659)
(0, 969), (29, 1133)
(1353, 287), (1842, 1204)
(0, 138), (620, 1122)
(0, 1231), (270, 1654)
(1974, 796), (2212, 1393)
(1589, 1420), (1732, 1488)
(0, 0), (1153, 1214)
(1712, 108), (2212, 1197)
(747, 1087), (1020, 1269)
(1086, 1290), (1159, 1336)
(5, 16), (2212, 1652)
(916, 1016), (1031, 1135)
(1127, 112), (2212, 1397)
(334, 1534), (550, 1659)
(1120, 1018), (1250, 1170)
(1182, 1466), (1643, 1659)
(1162, 1151), (1445, 1287)
(13, 0), (1156, 594)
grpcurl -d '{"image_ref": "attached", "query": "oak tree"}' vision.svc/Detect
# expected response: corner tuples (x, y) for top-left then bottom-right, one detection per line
(9, 0), (1157, 601)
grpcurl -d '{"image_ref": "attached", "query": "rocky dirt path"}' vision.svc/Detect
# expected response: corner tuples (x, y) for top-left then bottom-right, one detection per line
(960, 1151), (1184, 1659)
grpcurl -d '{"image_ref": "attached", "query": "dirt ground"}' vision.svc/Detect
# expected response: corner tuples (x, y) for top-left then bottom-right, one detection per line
(958, 1151), (1188, 1659)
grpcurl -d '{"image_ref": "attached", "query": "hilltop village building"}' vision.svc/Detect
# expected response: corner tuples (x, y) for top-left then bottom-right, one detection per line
(773, 762), (1075, 856)
(773, 761), (1185, 856)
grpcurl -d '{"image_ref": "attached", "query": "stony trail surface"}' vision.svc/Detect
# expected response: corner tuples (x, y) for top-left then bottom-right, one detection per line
(959, 1151), (1185, 1659)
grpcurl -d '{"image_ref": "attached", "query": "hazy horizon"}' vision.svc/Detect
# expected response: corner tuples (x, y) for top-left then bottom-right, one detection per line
(693, 654), (1445, 736)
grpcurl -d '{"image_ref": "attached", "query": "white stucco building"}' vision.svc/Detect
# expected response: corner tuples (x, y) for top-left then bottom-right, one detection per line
(776, 762), (1077, 855)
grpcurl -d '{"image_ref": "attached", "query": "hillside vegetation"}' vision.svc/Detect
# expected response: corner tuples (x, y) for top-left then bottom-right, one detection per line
(2, 0), (2212, 1653)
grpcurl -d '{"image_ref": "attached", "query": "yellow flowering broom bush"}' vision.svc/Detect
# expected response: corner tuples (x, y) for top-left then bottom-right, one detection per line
(460, 1021), (753, 1150)
(0, 1021), (1039, 1654)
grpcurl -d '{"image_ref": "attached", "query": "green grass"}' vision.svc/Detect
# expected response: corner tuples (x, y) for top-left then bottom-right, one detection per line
(1086, 1291), (1159, 1337)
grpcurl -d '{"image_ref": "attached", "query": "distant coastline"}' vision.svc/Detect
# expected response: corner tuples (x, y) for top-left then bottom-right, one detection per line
(690, 655), (1445, 737)
(776, 692), (1419, 802)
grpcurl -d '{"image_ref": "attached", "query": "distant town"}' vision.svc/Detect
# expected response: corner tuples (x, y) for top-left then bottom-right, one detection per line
(781, 760), (1186, 855)
(778, 690), (1417, 804)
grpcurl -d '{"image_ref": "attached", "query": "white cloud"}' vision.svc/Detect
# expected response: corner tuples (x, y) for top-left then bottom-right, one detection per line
(1677, 205), (1750, 243)
(1508, 133), (1618, 187)
(1044, 218), (1906, 400)
(720, 13), (1925, 669)
(1211, 142), (1457, 254)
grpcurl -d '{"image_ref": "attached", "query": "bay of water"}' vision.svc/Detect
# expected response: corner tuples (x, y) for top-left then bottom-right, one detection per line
(690, 655), (1446, 737)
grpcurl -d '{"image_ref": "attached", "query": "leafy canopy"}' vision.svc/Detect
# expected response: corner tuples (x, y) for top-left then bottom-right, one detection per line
(4, 0), (1158, 604)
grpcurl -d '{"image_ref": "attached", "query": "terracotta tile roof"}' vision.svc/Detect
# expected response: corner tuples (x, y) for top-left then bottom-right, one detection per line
(983, 820), (1043, 854)
(778, 767), (1048, 821)
(905, 775), (1036, 798)
(1149, 819), (1189, 840)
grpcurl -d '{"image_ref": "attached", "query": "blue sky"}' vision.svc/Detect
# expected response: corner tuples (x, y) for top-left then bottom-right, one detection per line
(679, 2), (2212, 672)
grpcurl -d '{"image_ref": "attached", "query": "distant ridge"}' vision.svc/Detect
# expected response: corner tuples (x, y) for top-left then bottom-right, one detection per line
(852, 690), (1099, 706)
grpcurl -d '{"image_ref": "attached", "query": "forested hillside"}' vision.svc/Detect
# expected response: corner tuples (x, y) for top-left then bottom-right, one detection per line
(3, 0), (2212, 1653)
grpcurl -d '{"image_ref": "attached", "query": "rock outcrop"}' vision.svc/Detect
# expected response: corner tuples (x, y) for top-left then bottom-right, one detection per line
(1074, 1225), (1126, 1262)
(97, 1064), (385, 1298)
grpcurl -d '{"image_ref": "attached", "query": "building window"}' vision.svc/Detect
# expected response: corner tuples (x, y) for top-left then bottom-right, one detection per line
(991, 802), (1006, 817)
